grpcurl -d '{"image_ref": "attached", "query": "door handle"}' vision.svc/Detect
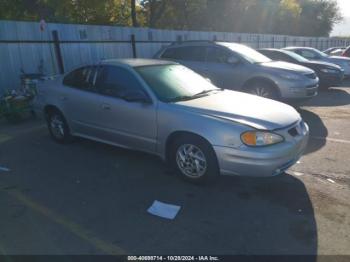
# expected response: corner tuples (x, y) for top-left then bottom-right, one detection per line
(101, 103), (111, 110)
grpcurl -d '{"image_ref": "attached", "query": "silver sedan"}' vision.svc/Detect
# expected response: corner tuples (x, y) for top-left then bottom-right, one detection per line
(34, 59), (309, 183)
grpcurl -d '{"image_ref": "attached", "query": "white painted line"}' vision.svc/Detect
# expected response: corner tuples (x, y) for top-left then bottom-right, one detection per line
(311, 136), (350, 144)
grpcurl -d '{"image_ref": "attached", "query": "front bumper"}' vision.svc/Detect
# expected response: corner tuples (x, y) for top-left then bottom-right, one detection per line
(214, 122), (309, 177)
(278, 78), (319, 100)
(319, 71), (344, 87)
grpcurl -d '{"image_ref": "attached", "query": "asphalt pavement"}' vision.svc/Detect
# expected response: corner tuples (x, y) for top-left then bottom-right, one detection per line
(0, 85), (349, 257)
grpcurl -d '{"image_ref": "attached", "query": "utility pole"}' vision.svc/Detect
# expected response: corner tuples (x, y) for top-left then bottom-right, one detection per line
(131, 0), (138, 27)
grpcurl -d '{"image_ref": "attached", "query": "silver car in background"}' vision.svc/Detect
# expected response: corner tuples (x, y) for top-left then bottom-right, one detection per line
(34, 59), (309, 183)
(154, 41), (319, 102)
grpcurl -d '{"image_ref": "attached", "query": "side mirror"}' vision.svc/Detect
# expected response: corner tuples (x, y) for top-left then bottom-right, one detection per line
(227, 56), (240, 65)
(123, 89), (152, 104)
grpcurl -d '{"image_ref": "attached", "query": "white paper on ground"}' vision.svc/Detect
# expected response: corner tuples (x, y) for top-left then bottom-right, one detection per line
(0, 166), (10, 172)
(147, 200), (181, 220)
(327, 178), (335, 184)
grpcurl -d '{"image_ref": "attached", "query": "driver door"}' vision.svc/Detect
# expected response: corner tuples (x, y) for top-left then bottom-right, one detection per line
(204, 46), (246, 90)
(94, 65), (157, 154)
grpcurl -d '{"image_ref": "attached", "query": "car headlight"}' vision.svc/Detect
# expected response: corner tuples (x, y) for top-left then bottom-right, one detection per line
(278, 72), (301, 80)
(320, 68), (338, 74)
(241, 131), (284, 147)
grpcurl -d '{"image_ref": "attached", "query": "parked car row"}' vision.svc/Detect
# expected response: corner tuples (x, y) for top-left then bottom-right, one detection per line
(154, 41), (319, 101)
(323, 45), (350, 58)
(258, 48), (344, 88)
(35, 40), (350, 184)
(284, 47), (350, 78)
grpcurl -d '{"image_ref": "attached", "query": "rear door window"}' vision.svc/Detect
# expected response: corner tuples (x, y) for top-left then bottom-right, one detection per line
(63, 66), (97, 92)
(269, 52), (293, 62)
(161, 48), (178, 59)
(162, 46), (206, 61)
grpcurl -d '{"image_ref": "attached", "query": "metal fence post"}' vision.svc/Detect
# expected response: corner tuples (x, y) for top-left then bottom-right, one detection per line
(131, 34), (137, 58)
(52, 30), (65, 74)
(257, 35), (260, 49)
(283, 36), (287, 47)
(271, 36), (275, 48)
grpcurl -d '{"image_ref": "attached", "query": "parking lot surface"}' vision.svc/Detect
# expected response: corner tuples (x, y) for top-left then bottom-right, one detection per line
(0, 84), (350, 256)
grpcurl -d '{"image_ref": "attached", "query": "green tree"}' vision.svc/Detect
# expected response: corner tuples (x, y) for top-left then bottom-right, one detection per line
(0, 0), (343, 36)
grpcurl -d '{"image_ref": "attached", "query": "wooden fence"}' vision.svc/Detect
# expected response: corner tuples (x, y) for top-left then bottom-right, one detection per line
(1, 20), (349, 94)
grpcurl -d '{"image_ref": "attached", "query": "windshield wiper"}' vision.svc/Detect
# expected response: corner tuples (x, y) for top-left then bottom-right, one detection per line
(192, 88), (223, 97)
(167, 89), (222, 103)
(166, 95), (197, 102)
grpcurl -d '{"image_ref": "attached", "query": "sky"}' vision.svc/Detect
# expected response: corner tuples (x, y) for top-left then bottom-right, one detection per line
(331, 0), (350, 36)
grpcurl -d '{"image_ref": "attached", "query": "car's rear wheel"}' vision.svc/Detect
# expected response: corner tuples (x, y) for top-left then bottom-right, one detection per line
(245, 82), (279, 100)
(170, 135), (219, 184)
(47, 110), (72, 144)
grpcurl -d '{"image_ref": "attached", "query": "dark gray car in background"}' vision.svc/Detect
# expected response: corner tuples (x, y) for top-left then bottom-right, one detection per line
(284, 47), (350, 78)
(258, 48), (344, 89)
(154, 41), (319, 101)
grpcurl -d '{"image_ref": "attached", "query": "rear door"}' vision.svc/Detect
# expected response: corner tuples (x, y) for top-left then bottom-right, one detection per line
(94, 65), (157, 153)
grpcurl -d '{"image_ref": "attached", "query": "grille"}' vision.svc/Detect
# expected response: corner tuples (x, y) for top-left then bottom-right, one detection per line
(305, 73), (317, 79)
(288, 121), (304, 137)
(288, 127), (299, 137)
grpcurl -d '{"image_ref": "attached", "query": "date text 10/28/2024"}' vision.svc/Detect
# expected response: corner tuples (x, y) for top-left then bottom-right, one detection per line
(127, 256), (219, 261)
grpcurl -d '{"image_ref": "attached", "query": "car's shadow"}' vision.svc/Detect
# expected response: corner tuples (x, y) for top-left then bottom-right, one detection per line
(298, 109), (328, 155)
(302, 86), (350, 107)
(70, 140), (319, 257)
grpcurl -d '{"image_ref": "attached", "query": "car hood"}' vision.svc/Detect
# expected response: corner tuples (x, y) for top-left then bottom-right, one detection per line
(260, 61), (314, 74)
(306, 60), (342, 69)
(327, 56), (350, 63)
(174, 90), (301, 130)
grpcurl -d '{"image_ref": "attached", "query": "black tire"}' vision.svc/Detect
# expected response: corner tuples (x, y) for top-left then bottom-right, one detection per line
(169, 134), (220, 184)
(47, 110), (72, 144)
(245, 81), (279, 100)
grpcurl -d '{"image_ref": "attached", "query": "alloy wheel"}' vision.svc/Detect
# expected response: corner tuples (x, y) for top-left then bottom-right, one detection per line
(176, 144), (207, 178)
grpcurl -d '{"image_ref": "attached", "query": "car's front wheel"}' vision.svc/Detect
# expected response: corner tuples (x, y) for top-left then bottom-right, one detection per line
(245, 82), (279, 100)
(170, 135), (219, 184)
(47, 110), (72, 144)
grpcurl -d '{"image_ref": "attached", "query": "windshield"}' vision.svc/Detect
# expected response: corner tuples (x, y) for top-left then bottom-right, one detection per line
(283, 50), (309, 62)
(136, 64), (220, 102)
(312, 48), (328, 58)
(220, 43), (272, 63)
